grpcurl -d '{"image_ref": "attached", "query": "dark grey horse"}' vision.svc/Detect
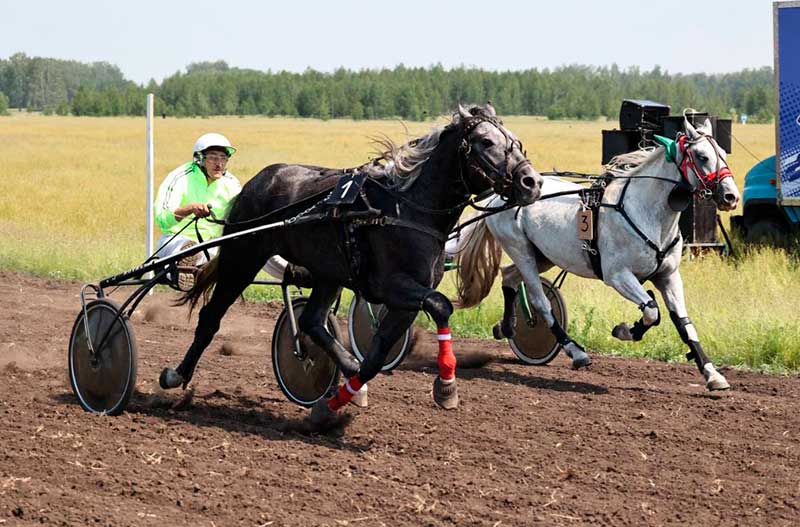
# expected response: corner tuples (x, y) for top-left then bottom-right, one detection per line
(159, 104), (542, 424)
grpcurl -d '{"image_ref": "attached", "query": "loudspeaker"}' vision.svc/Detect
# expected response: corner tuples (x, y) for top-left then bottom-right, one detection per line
(619, 99), (671, 132)
(715, 119), (732, 153)
(661, 114), (732, 153)
(602, 130), (643, 164)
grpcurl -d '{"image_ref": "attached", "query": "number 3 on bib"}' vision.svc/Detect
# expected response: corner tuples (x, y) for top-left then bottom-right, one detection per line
(577, 209), (593, 240)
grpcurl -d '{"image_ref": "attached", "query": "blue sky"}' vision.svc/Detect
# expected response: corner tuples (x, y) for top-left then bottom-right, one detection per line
(2, 0), (777, 84)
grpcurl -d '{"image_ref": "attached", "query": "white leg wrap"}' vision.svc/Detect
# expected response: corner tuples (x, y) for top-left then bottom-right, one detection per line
(642, 305), (659, 326)
(685, 324), (699, 342)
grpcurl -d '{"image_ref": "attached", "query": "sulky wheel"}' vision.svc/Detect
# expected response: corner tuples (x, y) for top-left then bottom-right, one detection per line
(272, 297), (341, 407)
(508, 277), (568, 365)
(68, 298), (138, 415)
(347, 297), (411, 373)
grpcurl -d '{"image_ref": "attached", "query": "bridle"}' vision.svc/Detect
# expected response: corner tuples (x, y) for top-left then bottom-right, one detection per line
(458, 115), (532, 200)
(584, 132), (734, 282)
(675, 132), (732, 200)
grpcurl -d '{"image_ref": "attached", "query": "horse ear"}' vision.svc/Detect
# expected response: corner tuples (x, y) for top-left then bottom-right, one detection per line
(684, 116), (699, 140)
(485, 101), (497, 116)
(458, 104), (471, 119)
(697, 118), (713, 136)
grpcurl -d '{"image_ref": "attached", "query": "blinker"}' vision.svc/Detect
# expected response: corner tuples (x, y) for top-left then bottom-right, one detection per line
(667, 182), (692, 212)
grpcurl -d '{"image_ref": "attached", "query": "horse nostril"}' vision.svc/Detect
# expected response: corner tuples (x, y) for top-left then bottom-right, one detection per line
(724, 192), (737, 204)
(521, 176), (536, 189)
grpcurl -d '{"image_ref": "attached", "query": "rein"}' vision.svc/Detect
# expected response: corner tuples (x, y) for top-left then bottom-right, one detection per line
(201, 111), (533, 252)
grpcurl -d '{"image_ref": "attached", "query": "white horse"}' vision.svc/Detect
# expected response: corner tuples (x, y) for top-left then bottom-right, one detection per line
(456, 117), (740, 390)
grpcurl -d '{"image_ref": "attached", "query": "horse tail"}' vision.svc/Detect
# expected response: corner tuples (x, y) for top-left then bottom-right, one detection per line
(455, 216), (502, 309)
(175, 255), (219, 313)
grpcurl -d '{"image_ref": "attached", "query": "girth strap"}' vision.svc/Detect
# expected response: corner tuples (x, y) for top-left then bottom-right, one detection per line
(592, 178), (682, 282)
(351, 215), (448, 244)
(588, 209), (603, 280)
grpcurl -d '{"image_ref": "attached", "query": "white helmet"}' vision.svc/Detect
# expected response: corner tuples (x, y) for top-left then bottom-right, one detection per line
(192, 132), (236, 160)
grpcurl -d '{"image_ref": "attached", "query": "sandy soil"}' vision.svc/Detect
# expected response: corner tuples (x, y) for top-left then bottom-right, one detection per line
(0, 271), (798, 526)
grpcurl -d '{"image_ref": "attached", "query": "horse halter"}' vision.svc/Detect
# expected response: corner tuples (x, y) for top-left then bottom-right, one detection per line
(458, 115), (532, 200)
(676, 133), (732, 199)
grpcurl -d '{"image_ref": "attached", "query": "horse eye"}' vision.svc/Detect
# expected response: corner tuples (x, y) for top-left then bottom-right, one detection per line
(480, 138), (494, 148)
(696, 153), (708, 162)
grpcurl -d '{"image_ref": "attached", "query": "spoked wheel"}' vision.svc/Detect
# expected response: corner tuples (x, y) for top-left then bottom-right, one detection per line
(68, 298), (138, 415)
(347, 297), (411, 372)
(509, 277), (568, 365)
(272, 297), (341, 407)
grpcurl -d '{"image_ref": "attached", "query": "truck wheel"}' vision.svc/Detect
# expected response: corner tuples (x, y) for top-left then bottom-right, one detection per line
(746, 218), (787, 244)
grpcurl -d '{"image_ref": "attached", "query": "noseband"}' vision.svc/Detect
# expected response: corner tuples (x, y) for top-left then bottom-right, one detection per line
(458, 116), (532, 200)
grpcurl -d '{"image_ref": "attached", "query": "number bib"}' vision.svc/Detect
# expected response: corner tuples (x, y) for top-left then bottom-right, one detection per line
(326, 171), (368, 206)
(577, 209), (593, 240)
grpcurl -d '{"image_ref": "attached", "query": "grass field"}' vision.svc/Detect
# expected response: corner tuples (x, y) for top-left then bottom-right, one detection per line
(2, 112), (798, 372)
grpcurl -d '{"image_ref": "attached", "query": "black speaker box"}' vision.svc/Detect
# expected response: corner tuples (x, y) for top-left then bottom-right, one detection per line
(602, 130), (643, 165)
(661, 114), (732, 153)
(715, 119), (732, 153)
(619, 99), (671, 132)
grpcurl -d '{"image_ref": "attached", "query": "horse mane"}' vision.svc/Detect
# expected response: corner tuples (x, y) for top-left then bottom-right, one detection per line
(372, 105), (487, 191)
(602, 147), (664, 179)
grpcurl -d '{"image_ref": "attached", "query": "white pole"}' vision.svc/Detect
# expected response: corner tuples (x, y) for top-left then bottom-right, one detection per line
(145, 94), (155, 281)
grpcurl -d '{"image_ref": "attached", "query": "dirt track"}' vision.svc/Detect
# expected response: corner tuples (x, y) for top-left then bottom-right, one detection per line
(0, 270), (798, 526)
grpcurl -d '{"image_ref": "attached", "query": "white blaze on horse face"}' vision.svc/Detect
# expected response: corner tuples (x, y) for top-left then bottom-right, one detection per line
(472, 121), (508, 161)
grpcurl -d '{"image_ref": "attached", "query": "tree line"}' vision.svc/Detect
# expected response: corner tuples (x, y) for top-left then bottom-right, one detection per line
(0, 54), (775, 122)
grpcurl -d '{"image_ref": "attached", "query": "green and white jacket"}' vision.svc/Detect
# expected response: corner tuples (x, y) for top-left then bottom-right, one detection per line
(154, 161), (241, 241)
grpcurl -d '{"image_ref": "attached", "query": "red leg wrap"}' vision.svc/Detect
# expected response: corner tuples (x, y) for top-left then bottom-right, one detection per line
(327, 375), (364, 411)
(437, 327), (456, 381)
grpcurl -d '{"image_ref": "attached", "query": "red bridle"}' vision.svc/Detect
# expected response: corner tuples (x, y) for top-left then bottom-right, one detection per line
(676, 134), (732, 193)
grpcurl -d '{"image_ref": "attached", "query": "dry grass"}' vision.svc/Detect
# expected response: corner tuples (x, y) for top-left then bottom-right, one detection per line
(1, 113), (797, 371)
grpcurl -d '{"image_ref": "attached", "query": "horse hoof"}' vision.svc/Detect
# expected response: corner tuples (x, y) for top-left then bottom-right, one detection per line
(564, 342), (592, 369)
(706, 372), (731, 391)
(572, 355), (592, 369)
(433, 377), (459, 410)
(159, 368), (184, 390)
(612, 323), (634, 341)
(307, 398), (339, 431)
(492, 323), (504, 340)
(350, 385), (368, 408)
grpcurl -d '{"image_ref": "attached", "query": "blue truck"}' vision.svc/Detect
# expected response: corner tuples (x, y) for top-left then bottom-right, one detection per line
(734, 154), (800, 241)
(731, 1), (800, 242)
